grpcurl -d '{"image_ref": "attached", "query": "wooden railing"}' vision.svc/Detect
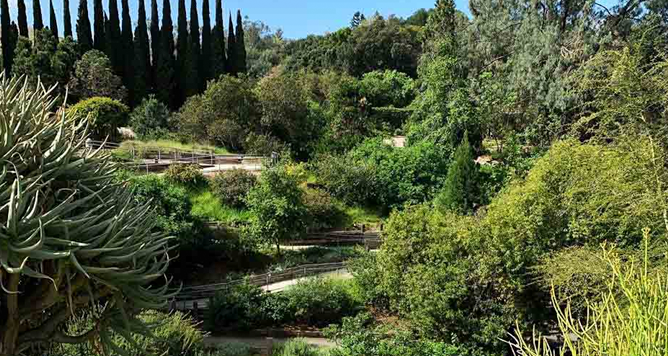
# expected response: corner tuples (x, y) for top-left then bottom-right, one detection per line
(172, 262), (347, 305)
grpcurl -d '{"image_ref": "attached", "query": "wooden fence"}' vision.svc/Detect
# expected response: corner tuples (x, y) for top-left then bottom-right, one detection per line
(170, 262), (347, 311)
(86, 139), (275, 172)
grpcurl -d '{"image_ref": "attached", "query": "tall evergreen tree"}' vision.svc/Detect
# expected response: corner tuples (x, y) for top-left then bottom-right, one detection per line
(176, 0), (188, 104)
(106, 0), (122, 75)
(33, 0), (44, 30)
(210, 0), (226, 79)
(63, 0), (72, 37)
(225, 13), (236, 74)
(435, 134), (478, 213)
(184, 0), (200, 96)
(149, 0), (160, 90)
(120, 0), (134, 98)
(76, 0), (93, 53)
(156, 0), (174, 107)
(93, 0), (105, 50)
(49, 0), (58, 41)
(17, 0), (28, 37)
(200, 0), (211, 88)
(235, 9), (246, 74)
(1, 0), (11, 74)
(132, 0), (150, 105)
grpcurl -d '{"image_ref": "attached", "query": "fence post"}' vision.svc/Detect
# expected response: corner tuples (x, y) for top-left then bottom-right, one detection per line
(193, 301), (199, 319)
(361, 224), (365, 234)
(158, 148), (161, 162)
(170, 299), (176, 312)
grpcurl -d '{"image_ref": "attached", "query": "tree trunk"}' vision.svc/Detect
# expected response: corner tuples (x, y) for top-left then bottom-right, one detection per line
(1, 274), (20, 356)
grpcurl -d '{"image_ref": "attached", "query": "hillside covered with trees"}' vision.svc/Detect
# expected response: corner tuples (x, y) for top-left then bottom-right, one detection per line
(1, 0), (668, 355)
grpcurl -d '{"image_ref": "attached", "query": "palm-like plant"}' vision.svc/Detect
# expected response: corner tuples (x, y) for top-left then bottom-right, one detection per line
(0, 75), (175, 356)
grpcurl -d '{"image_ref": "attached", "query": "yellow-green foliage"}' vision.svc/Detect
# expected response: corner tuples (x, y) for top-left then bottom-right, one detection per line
(68, 96), (129, 139)
(371, 138), (668, 353)
(510, 229), (668, 356)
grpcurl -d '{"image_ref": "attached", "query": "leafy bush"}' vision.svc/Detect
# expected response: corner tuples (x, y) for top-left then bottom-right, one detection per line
(174, 75), (260, 151)
(68, 96), (129, 140)
(245, 166), (308, 253)
(304, 188), (348, 230)
(52, 311), (205, 356)
(324, 313), (466, 356)
(206, 342), (255, 356)
(279, 277), (361, 327)
(165, 163), (206, 187)
(359, 70), (417, 108)
(205, 277), (361, 331)
(272, 339), (325, 356)
(68, 49), (127, 102)
(311, 154), (377, 207)
(205, 282), (267, 331)
(210, 169), (258, 209)
(130, 95), (172, 140)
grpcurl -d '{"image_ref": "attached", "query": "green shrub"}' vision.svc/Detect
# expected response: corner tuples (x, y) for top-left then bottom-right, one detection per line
(52, 311), (205, 356)
(204, 342), (254, 356)
(205, 282), (268, 331)
(210, 169), (258, 209)
(280, 278), (361, 327)
(324, 313), (466, 356)
(68, 96), (129, 140)
(272, 339), (324, 356)
(246, 166), (308, 253)
(311, 154), (377, 207)
(127, 174), (196, 238)
(165, 163), (206, 187)
(304, 188), (348, 230)
(130, 95), (172, 140)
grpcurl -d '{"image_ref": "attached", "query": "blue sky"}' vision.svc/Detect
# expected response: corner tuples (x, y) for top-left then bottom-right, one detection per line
(9, 0), (470, 39)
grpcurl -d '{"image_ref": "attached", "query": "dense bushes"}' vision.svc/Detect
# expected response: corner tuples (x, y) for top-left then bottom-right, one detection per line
(359, 139), (668, 355)
(313, 138), (450, 210)
(304, 189), (348, 230)
(205, 278), (361, 331)
(324, 313), (465, 356)
(165, 164), (206, 187)
(211, 169), (258, 209)
(68, 96), (129, 140)
(51, 311), (205, 356)
(130, 95), (172, 139)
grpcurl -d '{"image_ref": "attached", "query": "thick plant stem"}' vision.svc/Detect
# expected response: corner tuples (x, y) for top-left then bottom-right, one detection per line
(1, 274), (20, 356)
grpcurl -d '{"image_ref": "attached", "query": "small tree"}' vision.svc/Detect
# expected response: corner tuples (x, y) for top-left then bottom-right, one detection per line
(130, 95), (171, 139)
(0, 75), (174, 355)
(69, 96), (130, 140)
(245, 166), (307, 254)
(68, 50), (128, 103)
(435, 134), (478, 213)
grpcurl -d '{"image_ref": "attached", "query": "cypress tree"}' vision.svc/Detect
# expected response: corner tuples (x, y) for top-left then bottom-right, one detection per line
(76, 0), (93, 53)
(1, 0), (11, 74)
(235, 9), (246, 74)
(176, 0), (188, 105)
(63, 0), (72, 37)
(200, 0), (211, 88)
(226, 13), (236, 75)
(210, 0), (226, 79)
(149, 0), (160, 90)
(49, 0), (58, 41)
(106, 0), (122, 75)
(132, 0), (150, 105)
(93, 0), (105, 50)
(120, 0), (134, 99)
(33, 0), (44, 30)
(435, 134), (478, 213)
(17, 0), (28, 37)
(156, 0), (175, 107)
(184, 0), (200, 96)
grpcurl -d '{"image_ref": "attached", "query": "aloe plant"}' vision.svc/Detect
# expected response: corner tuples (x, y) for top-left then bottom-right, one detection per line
(0, 76), (175, 355)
